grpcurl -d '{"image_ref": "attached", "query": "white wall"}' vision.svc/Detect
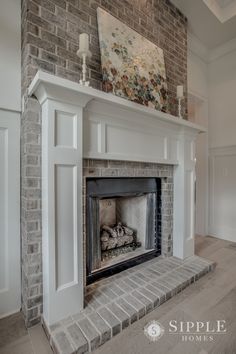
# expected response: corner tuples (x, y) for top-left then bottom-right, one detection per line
(188, 35), (236, 242)
(188, 51), (208, 99)
(0, 0), (21, 111)
(187, 35), (209, 237)
(208, 48), (236, 241)
(208, 49), (236, 148)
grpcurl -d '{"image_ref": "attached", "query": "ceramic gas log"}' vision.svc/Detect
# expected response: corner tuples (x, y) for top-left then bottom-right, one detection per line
(100, 222), (141, 260)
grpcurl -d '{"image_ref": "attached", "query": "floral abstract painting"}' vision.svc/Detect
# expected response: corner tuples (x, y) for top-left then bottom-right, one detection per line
(97, 8), (168, 112)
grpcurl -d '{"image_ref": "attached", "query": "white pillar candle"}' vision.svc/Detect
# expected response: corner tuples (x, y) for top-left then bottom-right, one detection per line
(177, 85), (184, 98)
(79, 33), (89, 53)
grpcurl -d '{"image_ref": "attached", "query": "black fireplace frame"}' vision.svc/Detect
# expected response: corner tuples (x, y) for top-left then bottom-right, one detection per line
(86, 177), (162, 284)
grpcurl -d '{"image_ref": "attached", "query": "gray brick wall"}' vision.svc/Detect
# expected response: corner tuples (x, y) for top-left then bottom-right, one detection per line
(21, 0), (187, 326)
(21, 96), (42, 327)
(22, 0), (187, 114)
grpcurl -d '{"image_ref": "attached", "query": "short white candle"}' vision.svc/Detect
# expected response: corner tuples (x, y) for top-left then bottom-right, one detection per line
(79, 33), (89, 53)
(177, 85), (184, 98)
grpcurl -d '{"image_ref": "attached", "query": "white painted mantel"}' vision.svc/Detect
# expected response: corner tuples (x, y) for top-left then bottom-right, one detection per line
(28, 70), (206, 326)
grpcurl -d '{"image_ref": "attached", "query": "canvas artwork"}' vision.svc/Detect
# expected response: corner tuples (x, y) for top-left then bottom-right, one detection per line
(97, 8), (168, 112)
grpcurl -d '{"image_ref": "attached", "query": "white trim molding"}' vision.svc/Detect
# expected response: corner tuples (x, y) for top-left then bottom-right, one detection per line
(29, 71), (205, 325)
(209, 145), (236, 156)
(188, 31), (236, 63)
(203, 0), (236, 23)
(209, 36), (236, 62)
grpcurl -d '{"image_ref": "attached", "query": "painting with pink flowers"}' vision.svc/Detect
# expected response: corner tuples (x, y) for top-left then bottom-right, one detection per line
(97, 8), (168, 112)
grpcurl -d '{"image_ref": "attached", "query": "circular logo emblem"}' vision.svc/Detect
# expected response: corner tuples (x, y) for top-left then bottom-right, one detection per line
(144, 320), (165, 342)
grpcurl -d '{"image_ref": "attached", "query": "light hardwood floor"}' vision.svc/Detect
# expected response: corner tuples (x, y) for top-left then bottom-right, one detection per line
(0, 312), (52, 354)
(1, 235), (236, 354)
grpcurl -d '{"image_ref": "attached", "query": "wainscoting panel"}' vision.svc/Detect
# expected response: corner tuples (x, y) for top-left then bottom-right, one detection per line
(209, 146), (236, 242)
(0, 110), (20, 318)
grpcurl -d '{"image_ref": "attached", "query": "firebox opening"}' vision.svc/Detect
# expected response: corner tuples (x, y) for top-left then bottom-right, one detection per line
(99, 195), (155, 270)
(86, 178), (161, 284)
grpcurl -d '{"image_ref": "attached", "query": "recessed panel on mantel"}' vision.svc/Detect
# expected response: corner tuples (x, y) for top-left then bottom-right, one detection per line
(55, 164), (77, 290)
(106, 124), (167, 160)
(83, 119), (101, 154)
(185, 140), (195, 162)
(170, 138), (179, 162)
(54, 111), (77, 148)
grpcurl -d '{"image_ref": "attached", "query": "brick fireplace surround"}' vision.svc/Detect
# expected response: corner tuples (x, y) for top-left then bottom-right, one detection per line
(21, 0), (188, 326)
(83, 159), (174, 262)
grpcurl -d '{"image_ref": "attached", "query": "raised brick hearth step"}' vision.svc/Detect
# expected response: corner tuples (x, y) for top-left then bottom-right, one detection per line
(46, 255), (216, 354)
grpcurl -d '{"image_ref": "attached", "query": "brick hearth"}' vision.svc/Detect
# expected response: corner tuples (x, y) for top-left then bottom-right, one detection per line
(46, 255), (215, 354)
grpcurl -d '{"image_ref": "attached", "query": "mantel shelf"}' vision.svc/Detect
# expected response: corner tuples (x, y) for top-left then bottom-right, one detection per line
(28, 70), (206, 134)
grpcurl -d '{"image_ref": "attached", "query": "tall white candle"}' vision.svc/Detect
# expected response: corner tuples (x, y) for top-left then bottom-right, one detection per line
(177, 85), (184, 98)
(79, 33), (89, 53)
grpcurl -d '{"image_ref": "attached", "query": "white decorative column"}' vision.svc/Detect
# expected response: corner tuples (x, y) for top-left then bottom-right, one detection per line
(173, 130), (196, 259)
(41, 101), (83, 325)
(29, 74), (93, 326)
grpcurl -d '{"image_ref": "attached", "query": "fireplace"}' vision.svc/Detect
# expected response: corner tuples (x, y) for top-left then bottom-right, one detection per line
(29, 71), (201, 325)
(86, 178), (161, 284)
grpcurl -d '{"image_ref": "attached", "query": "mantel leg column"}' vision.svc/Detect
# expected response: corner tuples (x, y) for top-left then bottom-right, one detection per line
(173, 133), (196, 259)
(42, 99), (84, 326)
